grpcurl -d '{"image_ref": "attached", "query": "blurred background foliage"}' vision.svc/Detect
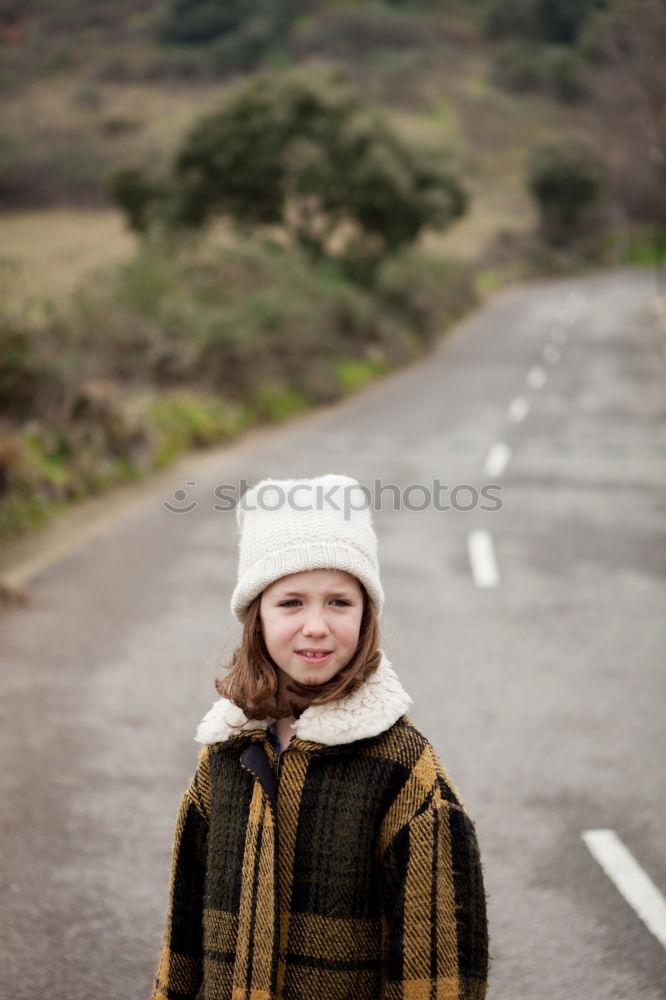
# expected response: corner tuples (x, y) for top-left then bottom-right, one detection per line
(109, 65), (468, 285)
(0, 0), (664, 546)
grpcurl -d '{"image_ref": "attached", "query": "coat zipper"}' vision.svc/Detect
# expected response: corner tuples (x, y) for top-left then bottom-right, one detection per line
(273, 740), (292, 782)
(269, 738), (293, 996)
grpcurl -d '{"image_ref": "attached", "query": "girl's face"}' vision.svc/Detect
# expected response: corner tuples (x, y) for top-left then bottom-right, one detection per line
(259, 568), (364, 698)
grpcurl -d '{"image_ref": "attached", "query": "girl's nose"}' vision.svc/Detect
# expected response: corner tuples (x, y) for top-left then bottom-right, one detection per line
(302, 609), (329, 636)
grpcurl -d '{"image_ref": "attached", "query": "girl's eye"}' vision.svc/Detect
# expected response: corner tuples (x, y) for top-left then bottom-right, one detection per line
(278, 598), (350, 608)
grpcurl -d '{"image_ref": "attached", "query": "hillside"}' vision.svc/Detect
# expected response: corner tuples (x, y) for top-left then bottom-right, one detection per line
(0, 1), (597, 303)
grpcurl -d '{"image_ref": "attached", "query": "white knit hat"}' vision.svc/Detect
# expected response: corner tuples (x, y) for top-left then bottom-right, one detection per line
(230, 474), (384, 623)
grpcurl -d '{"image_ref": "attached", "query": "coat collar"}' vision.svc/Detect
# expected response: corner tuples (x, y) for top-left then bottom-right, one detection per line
(194, 649), (412, 747)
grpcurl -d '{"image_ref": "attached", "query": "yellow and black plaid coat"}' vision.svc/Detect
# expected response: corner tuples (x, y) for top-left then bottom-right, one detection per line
(151, 651), (489, 1000)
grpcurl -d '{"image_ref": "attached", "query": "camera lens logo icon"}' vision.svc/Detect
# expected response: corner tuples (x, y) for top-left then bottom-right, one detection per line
(163, 481), (198, 513)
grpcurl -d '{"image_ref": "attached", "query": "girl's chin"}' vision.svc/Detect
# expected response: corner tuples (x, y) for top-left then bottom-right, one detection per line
(281, 664), (337, 691)
(296, 668), (334, 685)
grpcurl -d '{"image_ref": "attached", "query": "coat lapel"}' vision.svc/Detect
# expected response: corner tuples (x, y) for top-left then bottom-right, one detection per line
(194, 649), (412, 747)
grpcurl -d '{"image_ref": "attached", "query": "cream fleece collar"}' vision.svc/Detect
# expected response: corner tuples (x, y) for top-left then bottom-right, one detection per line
(194, 649), (412, 747)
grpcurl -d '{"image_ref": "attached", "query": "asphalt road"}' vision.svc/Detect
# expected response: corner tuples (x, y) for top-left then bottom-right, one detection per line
(1, 266), (664, 999)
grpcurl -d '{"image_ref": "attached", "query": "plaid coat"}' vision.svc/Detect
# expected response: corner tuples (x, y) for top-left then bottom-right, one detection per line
(151, 651), (488, 1000)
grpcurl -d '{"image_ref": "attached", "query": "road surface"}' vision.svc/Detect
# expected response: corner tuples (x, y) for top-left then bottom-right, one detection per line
(0, 266), (664, 999)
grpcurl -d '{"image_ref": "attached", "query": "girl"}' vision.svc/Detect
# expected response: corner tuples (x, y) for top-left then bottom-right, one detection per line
(151, 473), (489, 1000)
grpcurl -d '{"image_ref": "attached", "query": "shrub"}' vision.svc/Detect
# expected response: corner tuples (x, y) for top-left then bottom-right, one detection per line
(376, 247), (478, 341)
(0, 229), (480, 542)
(526, 141), (605, 245)
(490, 41), (542, 92)
(0, 313), (71, 423)
(249, 380), (309, 422)
(147, 390), (244, 464)
(0, 130), (19, 198)
(335, 355), (388, 394)
(154, 0), (298, 72)
(491, 41), (585, 101)
(540, 45), (585, 102)
(156, 0), (247, 45)
(484, 0), (609, 45)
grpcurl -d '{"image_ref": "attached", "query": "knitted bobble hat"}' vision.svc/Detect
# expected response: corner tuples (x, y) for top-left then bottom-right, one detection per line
(230, 474), (384, 623)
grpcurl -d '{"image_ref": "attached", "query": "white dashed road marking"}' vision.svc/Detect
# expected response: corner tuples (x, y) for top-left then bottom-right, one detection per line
(526, 366), (547, 390)
(582, 830), (666, 950)
(508, 397), (529, 422)
(562, 291), (586, 323)
(483, 442), (511, 478)
(467, 530), (500, 589)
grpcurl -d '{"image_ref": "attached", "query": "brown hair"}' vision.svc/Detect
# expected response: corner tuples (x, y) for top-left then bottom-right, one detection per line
(215, 581), (381, 726)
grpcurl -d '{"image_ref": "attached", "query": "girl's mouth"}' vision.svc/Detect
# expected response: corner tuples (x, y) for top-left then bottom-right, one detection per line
(296, 650), (333, 663)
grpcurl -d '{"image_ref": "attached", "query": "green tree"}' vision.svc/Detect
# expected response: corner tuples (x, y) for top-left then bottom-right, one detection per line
(123, 66), (466, 285)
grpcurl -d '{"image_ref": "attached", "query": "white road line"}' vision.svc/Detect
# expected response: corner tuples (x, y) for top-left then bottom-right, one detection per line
(561, 291), (586, 324)
(508, 396), (529, 422)
(582, 829), (666, 950)
(542, 344), (561, 365)
(467, 530), (500, 588)
(526, 366), (546, 390)
(551, 326), (569, 345)
(484, 442), (511, 478)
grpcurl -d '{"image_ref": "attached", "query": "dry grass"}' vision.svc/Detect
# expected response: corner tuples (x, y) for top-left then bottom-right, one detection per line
(422, 187), (536, 262)
(2, 75), (230, 164)
(0, 208), (247, 310)
(0, 208), (137, 309)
